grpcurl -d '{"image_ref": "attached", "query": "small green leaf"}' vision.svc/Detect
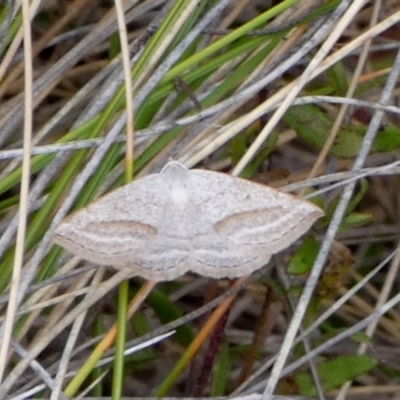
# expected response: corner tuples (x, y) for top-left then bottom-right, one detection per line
(351, 332), (374, 345)
(327, 62), (348, 96)
(374, 125), (400, 152)
(297, 355), (377, 397)
(131, 311), (151, 337)
(284, 105), (332, 151)
(284, 105), (366, 158)
(288, 235), (319, 275)
(319, 354), (377, 390)
(340, 212), (374, 232)
(332, 126), (364, 158)
(347, 179), (368, 214)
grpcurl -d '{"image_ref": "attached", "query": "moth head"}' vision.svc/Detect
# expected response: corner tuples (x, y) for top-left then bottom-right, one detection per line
(162, 160), (190, 204)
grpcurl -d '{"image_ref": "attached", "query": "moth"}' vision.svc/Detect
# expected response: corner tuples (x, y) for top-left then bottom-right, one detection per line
(53, 161), (323, 281)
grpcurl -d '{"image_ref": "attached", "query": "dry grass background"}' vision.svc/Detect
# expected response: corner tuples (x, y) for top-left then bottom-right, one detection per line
(0, 0), (400, 399)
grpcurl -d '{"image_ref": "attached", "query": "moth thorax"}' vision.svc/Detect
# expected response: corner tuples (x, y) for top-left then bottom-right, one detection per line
(170, 184), (189, 204)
